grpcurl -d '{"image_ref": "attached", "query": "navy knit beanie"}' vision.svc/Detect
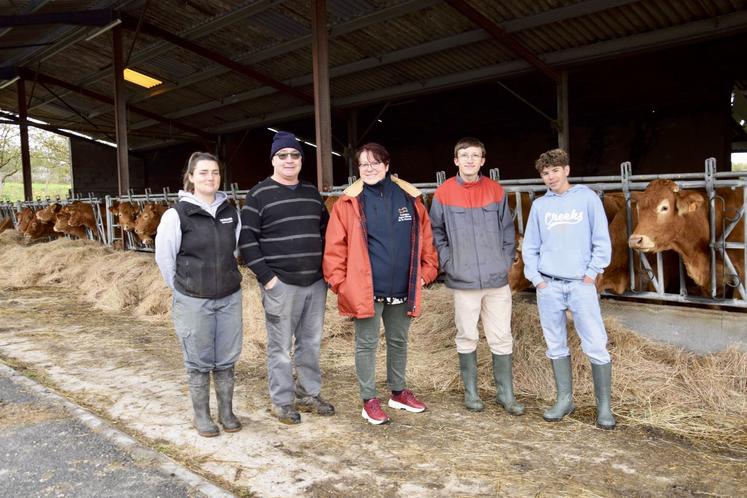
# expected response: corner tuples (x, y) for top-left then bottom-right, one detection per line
(270, 131), (304, 160)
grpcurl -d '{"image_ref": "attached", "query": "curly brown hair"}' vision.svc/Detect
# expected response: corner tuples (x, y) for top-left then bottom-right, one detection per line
(534, 148), (568, 174)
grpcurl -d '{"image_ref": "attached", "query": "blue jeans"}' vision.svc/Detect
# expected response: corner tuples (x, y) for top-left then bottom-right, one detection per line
(536, 279), (610, 365)
(172, 288), (243, 372)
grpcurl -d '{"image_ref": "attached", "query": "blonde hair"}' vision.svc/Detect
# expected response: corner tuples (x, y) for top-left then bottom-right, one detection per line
(183, 152), (220, 192)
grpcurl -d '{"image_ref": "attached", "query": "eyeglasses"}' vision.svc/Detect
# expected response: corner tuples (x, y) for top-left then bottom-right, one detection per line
(359, 161), (384, 170)
(275, 152), (302, 160)
(457, 153), (483, 160)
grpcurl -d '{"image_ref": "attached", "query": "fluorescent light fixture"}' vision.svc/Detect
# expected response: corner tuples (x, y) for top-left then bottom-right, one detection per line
(0, 76), (20, 90)
(267, 127), (279, 133)
(741, 120), (746, 126)
(303, 141), (317, 148)
(123, 68), (162, 89)
(85, 19), (122, 42)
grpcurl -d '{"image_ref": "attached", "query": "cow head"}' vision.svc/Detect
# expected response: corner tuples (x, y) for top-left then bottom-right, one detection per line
(110, 201), (140, 232)
(628, 180), (706, 253)
(67, 203), (96, 230)
(35, 203), (62, 223)
(16, 207), (36, 232)
(134, 203), (168, 245)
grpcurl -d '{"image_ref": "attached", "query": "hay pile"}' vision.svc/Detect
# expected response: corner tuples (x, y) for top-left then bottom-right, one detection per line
(1, 231), (745, 454)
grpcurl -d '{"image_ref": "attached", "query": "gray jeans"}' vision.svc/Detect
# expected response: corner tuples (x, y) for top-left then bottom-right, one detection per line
(261, 278), (327, 406)
(172, 288), (243, 372)
(354, 301), (411, 400)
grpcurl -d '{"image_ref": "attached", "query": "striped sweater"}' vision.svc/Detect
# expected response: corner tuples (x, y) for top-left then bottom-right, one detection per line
(239, 177), (328, 286)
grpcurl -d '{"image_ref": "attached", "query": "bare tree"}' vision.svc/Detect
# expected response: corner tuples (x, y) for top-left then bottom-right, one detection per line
(0, 124), (21, 195)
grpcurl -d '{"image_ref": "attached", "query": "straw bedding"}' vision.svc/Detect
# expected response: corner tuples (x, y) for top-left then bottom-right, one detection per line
(1, 231), (745, 454)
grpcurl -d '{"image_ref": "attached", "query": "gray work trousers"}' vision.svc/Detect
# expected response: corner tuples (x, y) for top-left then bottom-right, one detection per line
(172, 288), (243, 372)
(354, 301), (411, 400)
(261, 278), (327, 406)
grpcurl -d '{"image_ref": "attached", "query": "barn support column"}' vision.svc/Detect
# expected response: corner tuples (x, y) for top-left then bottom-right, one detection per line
(556, 70), (569, 153)
(17, 78), (32, 201)
(112, 25), (130, 195)
(346, 109), (358, 181)
(311, 0), (333, 191)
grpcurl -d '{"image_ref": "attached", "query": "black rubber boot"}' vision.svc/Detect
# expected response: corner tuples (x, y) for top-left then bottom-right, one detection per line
(187, 369), (219, 437)
(458, 352), (484, 412)
(213, 367), (242, 432)
(591, 362), (616, 430)
(543, 356), (575, 422)
(492, 353), (525, 416)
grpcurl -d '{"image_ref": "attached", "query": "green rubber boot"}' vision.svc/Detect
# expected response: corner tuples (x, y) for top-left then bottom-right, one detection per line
(492, 353), (525, 416)
(543, 356), (575, 422)
(458, 352), (484, 412)
(591, 362), (616, 430)
(214, 367), (242, 432)
(187, 370), (219, 437)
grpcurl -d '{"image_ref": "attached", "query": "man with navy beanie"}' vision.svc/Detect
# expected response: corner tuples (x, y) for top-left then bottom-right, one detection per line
(239, 131), (334, 424)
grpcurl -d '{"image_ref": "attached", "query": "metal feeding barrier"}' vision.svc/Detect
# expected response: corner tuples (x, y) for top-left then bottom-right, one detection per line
(3, 159), (744, 308)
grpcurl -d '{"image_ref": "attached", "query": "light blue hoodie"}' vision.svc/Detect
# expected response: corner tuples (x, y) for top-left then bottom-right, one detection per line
(522, 184), (610, 287)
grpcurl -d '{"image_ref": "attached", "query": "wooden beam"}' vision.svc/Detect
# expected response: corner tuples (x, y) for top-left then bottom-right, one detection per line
(119, 13), (315, 106)
(17, 78), (32, 201)
(445, 0), (560, 83)
(112, 25), (129, 195)
(16, 68), (212, 139)
(0, 8), (113, 28)
(311, 0), (333, 191)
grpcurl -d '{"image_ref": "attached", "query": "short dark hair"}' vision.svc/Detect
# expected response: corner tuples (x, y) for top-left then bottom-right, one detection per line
(183, 151), (220, 192)
(535, 148), (568, 174)
(454, 137), (486, 158)
(356, 142), (390, 166)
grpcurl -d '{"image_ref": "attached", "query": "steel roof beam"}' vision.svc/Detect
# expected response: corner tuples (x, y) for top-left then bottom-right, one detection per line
(445, 0), (560, 82)
(118, 13), (315, 105)
(118, 0), (625, 127)
(15, 68), (212, 139)
(0, 9), (114, 28)
(194, 9), (747, 137)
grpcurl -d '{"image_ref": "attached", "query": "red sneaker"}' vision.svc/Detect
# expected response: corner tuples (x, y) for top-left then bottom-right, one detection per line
(361, 398), (390, 425)
(388, 389), (427, 413)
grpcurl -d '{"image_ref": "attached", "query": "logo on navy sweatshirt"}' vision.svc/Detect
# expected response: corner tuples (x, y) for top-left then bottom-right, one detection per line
(544, 209), (583, 230)
(397, 206), (412, 222)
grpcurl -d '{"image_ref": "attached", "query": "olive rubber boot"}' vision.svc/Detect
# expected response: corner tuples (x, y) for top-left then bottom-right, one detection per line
(543, 356), (575, 422)
(213, 367), (242, 432)
(187, 370), (219, 437)
(591, 362), (616, 430)
(458, 352), (484, 412)
(491, 353), (525, 416)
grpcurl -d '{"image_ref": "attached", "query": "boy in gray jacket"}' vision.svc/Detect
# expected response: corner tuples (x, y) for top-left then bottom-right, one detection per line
(430, 137), (524, 415)
(522, 148), (615, 429)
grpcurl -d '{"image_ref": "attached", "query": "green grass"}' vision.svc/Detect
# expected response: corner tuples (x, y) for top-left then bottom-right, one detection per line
(733, 162), (747, 172)
(0, 182), (71, 202)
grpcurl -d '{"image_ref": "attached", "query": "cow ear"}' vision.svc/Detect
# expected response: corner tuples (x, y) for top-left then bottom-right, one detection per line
(676, 191), (703, 215)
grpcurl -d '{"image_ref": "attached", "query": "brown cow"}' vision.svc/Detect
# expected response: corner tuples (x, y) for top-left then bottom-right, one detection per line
(109, 201), (140, 232)
(23, 215), (57, 241)
(53, 210), (88, 239)
(0, 217), (13, 235)
(628, 179), (744, 296)
(16, 207), (36, 233)
(66, 202), (107, 240)
(35, 203), (62, 223)
(134, 202), (169, 245)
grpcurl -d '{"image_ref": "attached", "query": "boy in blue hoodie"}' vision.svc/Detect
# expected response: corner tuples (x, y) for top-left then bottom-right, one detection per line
(522, 149), (615, 430)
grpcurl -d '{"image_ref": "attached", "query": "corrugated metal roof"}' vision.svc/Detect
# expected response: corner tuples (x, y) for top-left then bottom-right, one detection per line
(0, 0), (745, 148)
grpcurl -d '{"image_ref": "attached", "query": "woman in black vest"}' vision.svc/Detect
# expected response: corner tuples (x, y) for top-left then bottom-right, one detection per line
(155, 152), (243, 437)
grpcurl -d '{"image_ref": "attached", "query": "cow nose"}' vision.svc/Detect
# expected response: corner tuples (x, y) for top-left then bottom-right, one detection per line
(628, 235), (643, 248)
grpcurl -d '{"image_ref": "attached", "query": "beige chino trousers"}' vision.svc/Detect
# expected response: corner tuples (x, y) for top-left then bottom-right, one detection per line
(453, 285), (513, 355)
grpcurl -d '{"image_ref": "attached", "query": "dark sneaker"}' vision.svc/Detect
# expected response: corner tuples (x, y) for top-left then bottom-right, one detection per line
(361, 398), (390, 425)
(388, 389), (427, 413)
(295, 395), (335, 416)
(271, 404), (301, 425)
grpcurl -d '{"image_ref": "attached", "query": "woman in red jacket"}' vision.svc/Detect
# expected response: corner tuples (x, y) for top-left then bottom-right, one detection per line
(323, 143), (438, 425)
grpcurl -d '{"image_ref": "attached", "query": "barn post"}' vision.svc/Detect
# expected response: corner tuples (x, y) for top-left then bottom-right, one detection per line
(112, 25), (130, 195)
(17, 78), (33, 201)
(556, 70), (569, 154)
(311, 0), (333, 191)
(346, 109), (357, 181)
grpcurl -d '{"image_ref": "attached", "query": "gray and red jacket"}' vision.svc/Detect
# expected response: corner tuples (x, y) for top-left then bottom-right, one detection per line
(429, 175), (515, 290)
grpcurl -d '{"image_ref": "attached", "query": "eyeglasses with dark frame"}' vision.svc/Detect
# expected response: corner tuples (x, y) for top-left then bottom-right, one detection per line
(275, 151), (302, 160)
(358, 161), (385, 170)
